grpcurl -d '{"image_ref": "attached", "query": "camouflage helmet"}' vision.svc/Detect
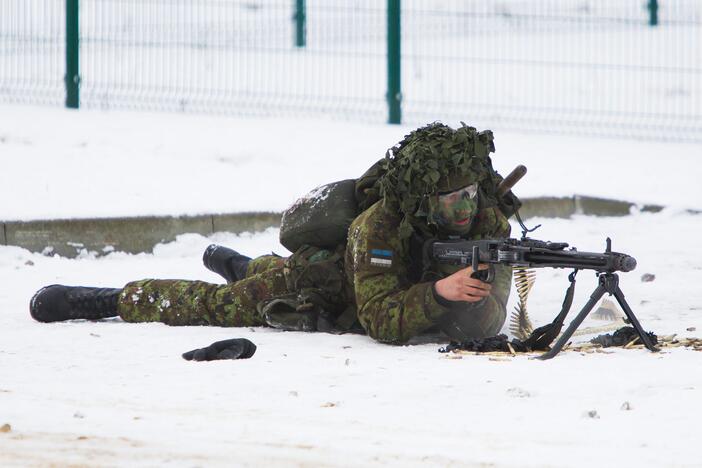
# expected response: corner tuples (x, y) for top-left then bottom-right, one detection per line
(378, 122), (496, 238)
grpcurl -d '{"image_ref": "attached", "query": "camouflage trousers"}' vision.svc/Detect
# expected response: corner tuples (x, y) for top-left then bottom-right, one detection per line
(118, 254), (288, 327)
(117, 245), (352, 329)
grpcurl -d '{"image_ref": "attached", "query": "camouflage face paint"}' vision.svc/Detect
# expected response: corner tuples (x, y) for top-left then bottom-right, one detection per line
(434, 184), (479, 235)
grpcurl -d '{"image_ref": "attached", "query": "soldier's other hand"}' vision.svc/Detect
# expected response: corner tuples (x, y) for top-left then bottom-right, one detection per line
(182, 338), (257, 361)
(435, 264), (492, 303)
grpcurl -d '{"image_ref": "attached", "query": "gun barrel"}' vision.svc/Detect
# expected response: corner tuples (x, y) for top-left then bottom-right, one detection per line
(615, 254), (637, 272)
(519, 249), (637, 273)
(432, 239), (637, 273)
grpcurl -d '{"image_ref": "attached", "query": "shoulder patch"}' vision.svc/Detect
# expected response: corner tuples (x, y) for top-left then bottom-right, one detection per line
(369, 248), (393, 268)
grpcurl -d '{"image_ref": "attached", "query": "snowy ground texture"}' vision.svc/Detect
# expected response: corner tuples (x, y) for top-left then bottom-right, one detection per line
(2, 216), (702, 467)
(1, 105), (701, 221)
(1, 105), (702, 467)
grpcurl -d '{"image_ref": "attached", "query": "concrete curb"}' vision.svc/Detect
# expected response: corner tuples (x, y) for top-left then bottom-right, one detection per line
(518, 195), (664, 219)
(0, 196), (669, 257)
(3, 212), (280, 258)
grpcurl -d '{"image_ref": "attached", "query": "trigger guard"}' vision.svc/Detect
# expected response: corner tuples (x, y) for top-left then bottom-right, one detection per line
(485, 265), (495, 283)
(470, 265), (495, 283)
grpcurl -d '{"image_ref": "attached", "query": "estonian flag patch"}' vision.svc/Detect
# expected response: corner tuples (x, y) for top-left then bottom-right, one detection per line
(370, 248), (393, 268)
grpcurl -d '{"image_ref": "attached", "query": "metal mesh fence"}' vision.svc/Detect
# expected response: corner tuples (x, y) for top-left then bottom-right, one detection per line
(0, 1), (64, 106)
(1, 1), (700, 141)
(78, 0), (386, 121)
(402, 0), (702, 140)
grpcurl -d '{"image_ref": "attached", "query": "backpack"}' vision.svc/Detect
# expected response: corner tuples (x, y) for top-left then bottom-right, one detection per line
(279, 160), (387, 252)
(279, 148), (521, 252)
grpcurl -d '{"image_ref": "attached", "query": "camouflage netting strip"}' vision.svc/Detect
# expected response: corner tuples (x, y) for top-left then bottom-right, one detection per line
(378, 122), (496, 239)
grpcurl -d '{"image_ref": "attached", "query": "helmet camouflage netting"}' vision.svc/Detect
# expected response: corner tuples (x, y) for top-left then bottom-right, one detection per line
(378, 122), (496, 238)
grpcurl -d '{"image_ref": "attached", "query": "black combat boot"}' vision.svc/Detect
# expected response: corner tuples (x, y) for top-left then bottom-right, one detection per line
(202, 244), (251, 283)
(30, 285), (122, 323)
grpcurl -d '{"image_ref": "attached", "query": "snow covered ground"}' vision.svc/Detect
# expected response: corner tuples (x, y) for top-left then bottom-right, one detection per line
(0, 105), (700, 222)
(1, 214), (701, 467)
(1, 105), (701, 467)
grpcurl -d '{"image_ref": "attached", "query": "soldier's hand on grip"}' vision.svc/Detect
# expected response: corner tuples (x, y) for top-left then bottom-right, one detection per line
(434, 264), (492, 303)
(182, 338), (256, 361)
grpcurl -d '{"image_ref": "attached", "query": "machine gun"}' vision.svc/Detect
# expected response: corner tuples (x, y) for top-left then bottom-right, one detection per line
(430, 236), (658, 359)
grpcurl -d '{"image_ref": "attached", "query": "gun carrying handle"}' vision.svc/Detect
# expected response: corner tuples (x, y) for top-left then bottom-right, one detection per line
(497, 165), (527, 197)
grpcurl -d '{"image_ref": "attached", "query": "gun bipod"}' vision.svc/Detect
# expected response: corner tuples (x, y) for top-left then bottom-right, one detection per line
(537, 272), (659, 360)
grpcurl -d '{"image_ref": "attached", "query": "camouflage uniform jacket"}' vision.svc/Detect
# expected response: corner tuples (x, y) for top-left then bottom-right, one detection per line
(345, 200), (512, 344)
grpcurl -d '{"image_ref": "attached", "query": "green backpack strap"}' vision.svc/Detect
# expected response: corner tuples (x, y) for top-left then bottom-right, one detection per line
(354, 158), (387, 212)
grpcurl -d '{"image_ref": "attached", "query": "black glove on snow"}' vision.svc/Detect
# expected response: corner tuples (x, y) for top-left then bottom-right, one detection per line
(182, 338), (257, 361)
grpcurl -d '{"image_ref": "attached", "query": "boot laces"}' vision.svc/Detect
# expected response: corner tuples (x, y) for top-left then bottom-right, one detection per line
(67, 288), (119, 317)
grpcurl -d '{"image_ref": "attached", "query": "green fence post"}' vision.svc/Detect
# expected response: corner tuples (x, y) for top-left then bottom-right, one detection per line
(648, 0), (659, 26)
(387, 0), (401, 124)
(65, 0), (80, 108)
(294, 0), (306, 47)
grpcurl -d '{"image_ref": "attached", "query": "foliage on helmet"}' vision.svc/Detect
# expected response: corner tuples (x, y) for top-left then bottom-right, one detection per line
(378, 122), (496, 238)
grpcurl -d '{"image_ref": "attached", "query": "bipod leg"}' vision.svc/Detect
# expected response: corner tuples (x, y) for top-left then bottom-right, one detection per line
(536, 281), (607, 360)
(612, 286), (659, 352)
